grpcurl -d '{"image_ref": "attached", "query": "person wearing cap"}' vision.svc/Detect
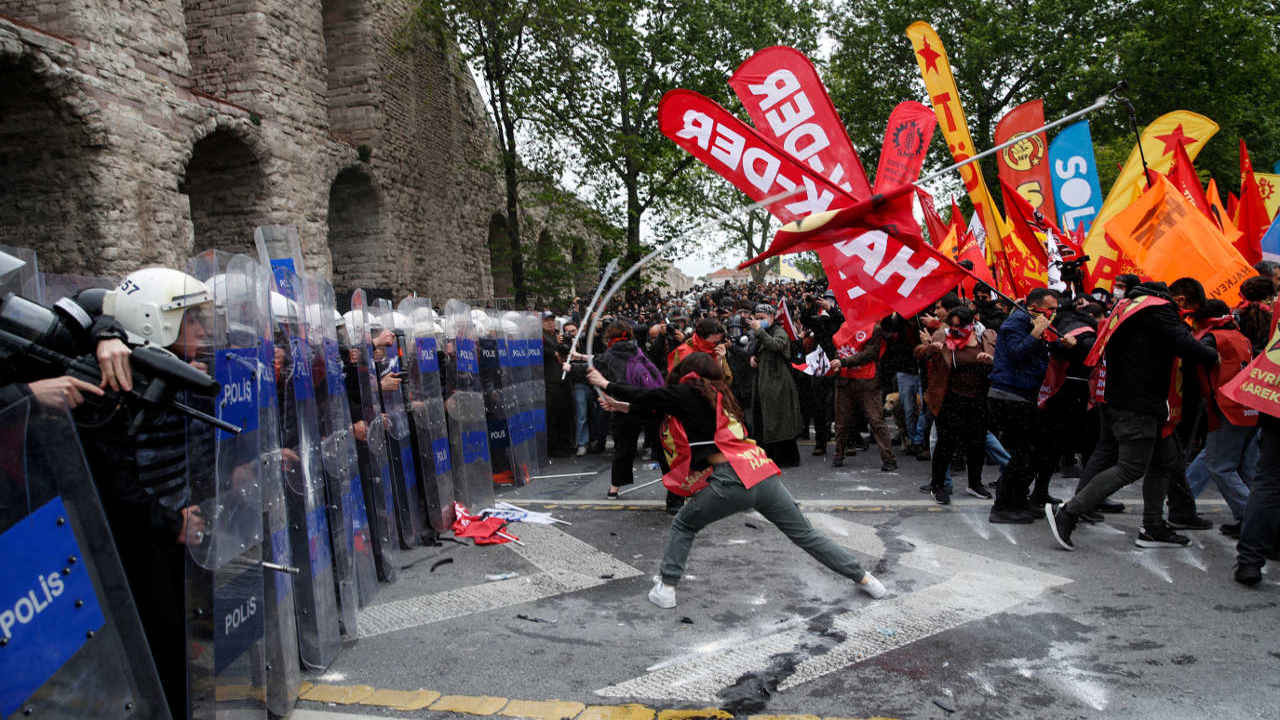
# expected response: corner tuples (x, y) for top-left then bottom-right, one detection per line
(748, 303), (803, 467)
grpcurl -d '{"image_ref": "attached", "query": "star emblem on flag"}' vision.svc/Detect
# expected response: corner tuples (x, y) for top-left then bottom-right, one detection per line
(1154, 124), (1195, 156)
(917, 38), (942, 74)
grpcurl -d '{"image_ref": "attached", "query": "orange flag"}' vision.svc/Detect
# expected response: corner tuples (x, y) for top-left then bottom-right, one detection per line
(1236, 139), (1269, 265)
(1083, 111), (1218, 290)
(1107, 175), (1252, 304)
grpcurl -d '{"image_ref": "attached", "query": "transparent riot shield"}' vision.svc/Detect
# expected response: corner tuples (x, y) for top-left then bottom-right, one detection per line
(271, 269), (341, 671)
(192, 251), (301, 718)
(524, 312), (550, 470)
(349, 290), (401, 583)
(311, 277), (375, 623)
(0, 243), (41, 299)
(374, 299), (425, 547)
(444, 299), (495, 511)
(0, 399), (171, 719)
(504, 311), (535, 485)
(478, 308), (515, 487)
(399, 297), (457, 531)
(183, 253), (268, 720)
(39, 274), (115, 305)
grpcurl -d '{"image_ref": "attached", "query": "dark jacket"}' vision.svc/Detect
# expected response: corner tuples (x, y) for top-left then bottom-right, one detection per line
(990, 307), (1051, 402)
(1103, 290), (1219, 417)
(597, 339), (639, 383)
(800, 302), (844, 358)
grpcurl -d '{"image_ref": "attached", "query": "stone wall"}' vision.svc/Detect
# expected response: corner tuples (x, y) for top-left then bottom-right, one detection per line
(0, 0), (529, 301)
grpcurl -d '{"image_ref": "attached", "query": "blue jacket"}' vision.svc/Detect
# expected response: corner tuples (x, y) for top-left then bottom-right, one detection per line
(989, 308), (1049, 402)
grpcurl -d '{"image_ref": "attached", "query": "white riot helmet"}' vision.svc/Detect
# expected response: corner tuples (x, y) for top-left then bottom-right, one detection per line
(270, 291), (299, 324)
(104, 267), (213, 347)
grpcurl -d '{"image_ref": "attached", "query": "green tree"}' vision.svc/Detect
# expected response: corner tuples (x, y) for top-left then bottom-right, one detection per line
(414, 0), (548, 304)
(522, 0), (826, 270)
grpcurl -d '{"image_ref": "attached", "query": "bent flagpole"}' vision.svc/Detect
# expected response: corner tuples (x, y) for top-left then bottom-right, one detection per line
(563, 257), (619, 380)
(583, 186), (804, 395)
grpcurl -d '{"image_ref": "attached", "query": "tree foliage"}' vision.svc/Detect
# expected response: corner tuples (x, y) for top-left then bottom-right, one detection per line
(828, 0), (1280, 212)
(520, 0), (827, 269)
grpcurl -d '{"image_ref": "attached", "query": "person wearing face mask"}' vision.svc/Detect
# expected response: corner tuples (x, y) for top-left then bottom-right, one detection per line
(987, 288), (1065, 523)
(1111, 274), (1141, 302)
(748, 304), (803, 467)
(915, 306), (996, 504)
(1163, 277), (1215, 531)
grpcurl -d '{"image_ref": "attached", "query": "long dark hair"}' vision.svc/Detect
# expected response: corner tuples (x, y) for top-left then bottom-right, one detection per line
(668, 351), (743, 421)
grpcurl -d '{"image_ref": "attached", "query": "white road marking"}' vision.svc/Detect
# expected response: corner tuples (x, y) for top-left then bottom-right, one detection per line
(355, 523), (642, 638)
(594, 513), (1071, 702)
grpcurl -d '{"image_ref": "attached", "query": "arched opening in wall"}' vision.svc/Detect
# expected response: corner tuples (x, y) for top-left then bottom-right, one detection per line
(487, 213), (512, 298)
(327, 166), (382, 300)
(322, 0), (377, 144)
(0, 58), (103, 275)
(182, 129), (267, 256)
(532, 228), (559, 301)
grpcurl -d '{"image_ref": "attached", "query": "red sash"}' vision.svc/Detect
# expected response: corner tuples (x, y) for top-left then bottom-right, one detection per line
(1036, 326), (1094, 408)
(1085, 295), (1172, 410)
(836, 329), (881, 379)
(1195, 327), (1260, 428)
(660, 392), (781, 497)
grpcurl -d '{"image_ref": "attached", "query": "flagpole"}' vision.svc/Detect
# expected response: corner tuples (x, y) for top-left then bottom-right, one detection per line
(562, 257), (619, 380)
(582, 186), (804, 396)
(915, 90), (1119, 188)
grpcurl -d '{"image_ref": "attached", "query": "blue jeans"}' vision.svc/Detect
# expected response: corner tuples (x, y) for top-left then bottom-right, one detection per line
(1238, 417), (1279, 569)
(571, 382), (591, 448)
(1187, 417), (1257, 521)
(943, 431), (1010, 491)
(895, 372), (924, 446)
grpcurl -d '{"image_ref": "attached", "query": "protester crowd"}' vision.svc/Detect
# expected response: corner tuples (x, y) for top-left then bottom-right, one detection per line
(540, 260), (1280, 587)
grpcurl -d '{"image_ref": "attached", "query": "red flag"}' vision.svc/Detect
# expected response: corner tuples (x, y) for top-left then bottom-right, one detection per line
(728, 46), (872, 198)
(1167, 139), (1211, 219)
(874, 101), (937, 192)
(998, 178), (1050, 297)
(741, 184), (921, 264)
(775, 298), (799, 341)
(917, 188), (952, 248)
(727, 46), (876, 336)
(1236, 139), (1268, 265)
(956, 232), (996, 296)
(1228, 191), (1240, 219)
(994, 99), (1057, 224)
(948, 199), (967, 236)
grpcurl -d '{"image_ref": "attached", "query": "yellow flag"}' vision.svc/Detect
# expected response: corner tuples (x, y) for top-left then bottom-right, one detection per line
(937, 224), (960, 260)
(1107, 176), (1251, 305)
(1256, 172), (1280, 221)
(906, 22), (1007, 254)
(1084, 111), (1218, 289)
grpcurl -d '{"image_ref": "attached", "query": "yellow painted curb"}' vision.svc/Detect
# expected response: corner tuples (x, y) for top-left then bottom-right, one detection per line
(657, 709), (734, 720)
(363, 688), (441, 711)
(579, 704), (657, 720)
(300, 683), (375, 705)
(500, 698), (588, 720)
(430, 694), (511, 715)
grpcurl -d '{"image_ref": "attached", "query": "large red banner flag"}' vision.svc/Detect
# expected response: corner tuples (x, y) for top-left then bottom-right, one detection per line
(994, 99), (1057, 223)
(775, 298), (799, 341)
(658, 89), (849, 223)
(728, 46), (872, 198)
(917, 188), (953, 248)
(874, 101), (938, 192)
(1236, 139), (1269, 265)
(727, 45), (874, 326)
(1167, 139), (1211, 220)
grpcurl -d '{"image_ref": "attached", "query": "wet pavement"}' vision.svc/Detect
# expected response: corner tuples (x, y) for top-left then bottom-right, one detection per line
(293, 440), (1280, 719)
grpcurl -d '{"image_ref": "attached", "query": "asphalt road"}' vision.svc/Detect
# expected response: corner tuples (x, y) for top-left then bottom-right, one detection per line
(290, 438), (1280, 720)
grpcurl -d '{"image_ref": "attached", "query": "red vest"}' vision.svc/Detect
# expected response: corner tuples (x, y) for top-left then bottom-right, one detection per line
(659, 392), (780, 497)
(1036, 325), (1094, 408)
(1194, 326), (1259, 428)
(836, 330), (881, 380)
(1086, 295), (1181, 436)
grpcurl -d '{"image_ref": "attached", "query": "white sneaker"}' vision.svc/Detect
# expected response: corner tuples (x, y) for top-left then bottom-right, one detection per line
(648, 577), (676, 608)
(858, 573), (887, 599)
(576, 445), (587, 457)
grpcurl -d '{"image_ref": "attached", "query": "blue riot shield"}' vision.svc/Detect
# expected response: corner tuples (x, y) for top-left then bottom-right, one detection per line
(399, 297), (456, 531)
(444, 300), (495, 512)
(0, 399), (171, 720)
(350, 290), (401, 582)
(375, 299), (425, 547)
(271, 269), (341, 671)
